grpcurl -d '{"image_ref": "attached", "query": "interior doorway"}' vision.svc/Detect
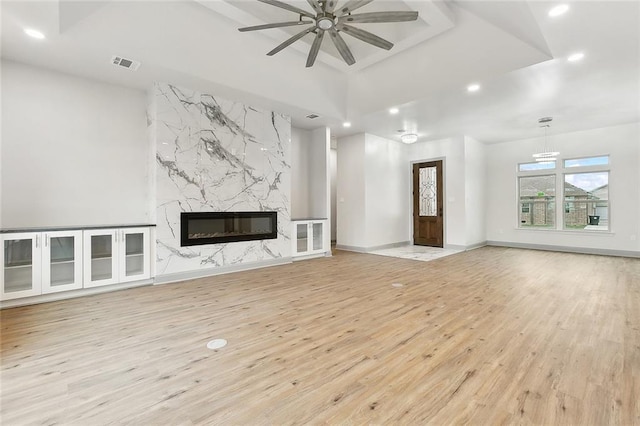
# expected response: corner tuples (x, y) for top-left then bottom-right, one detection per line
(412, 160), (444, 247)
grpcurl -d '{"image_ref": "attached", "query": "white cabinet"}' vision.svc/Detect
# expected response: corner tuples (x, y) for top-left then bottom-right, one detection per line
(84, 227), (150, 288)
(1, 230), (83, 300)
(120, 228), (151, 283)
(1, 233), (41, 300)
(292, 220), (327, 258)
(42, 231), (83, 294)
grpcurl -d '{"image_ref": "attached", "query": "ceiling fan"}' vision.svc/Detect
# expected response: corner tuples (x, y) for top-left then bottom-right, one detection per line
(238, 0), (419, 67)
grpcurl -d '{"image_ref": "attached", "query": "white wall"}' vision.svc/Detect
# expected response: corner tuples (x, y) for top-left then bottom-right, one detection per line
(330, 148), (337, 242)
(407, 136), (468, 248)
(336, 133), (409, 250)
(1, 60), (149, 227)
(336, 134), (366, 247)
(291, 127), (311, 219)
(309, 127), (330, 220)
(364, 134), (411, 248)
(464, 136), (487, 246)
(486, 122), (640, 254)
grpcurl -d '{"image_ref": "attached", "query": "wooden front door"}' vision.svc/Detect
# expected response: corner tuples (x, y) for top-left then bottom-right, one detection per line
(413, 161), (444, 247)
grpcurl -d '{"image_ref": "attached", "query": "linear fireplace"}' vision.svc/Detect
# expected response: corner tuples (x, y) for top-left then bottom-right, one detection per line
(180, 212), (277, 246)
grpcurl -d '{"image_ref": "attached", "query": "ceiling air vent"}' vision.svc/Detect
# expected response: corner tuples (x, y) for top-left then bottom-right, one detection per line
(111, 56), (141, 71)
(306, 114), (320, 119)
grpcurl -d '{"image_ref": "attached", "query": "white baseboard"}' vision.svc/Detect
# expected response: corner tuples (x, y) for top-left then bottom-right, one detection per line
(464, 241), (488, 250)
(0, 279), (153, 309)
(337, 241), (487, 253)
(335, 241), (410, 253)
(486, 241), (640, 258)
(154, 257), (293, 284)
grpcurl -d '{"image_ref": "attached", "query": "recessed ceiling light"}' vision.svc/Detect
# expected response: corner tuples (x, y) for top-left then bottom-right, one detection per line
(467, 83), (480, 93)
(24, 28), (45, 39)
(389, 107), (399, 115)
(548, 4), (569, 17)
(567, 52), (585, 62)
(343, 122), (351, 128)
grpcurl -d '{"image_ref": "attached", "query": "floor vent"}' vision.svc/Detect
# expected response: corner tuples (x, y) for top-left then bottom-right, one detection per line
(111, 56), (141, 71)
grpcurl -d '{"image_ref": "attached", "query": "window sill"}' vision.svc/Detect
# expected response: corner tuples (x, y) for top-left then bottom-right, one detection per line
(515, 227), (614, 236)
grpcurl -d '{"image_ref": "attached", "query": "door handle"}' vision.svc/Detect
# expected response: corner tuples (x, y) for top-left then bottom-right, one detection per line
(439, 207), (443, 217)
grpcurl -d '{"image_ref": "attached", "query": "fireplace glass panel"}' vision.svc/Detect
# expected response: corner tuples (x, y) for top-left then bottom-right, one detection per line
(181, 212), (277, 246)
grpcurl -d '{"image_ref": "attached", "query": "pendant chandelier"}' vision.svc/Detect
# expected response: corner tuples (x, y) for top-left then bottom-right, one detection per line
(533, 117), (559, 162)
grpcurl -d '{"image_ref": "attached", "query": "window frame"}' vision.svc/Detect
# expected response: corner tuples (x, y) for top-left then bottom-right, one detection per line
(562, 170), (610, 231)
(517, 173), (557, 229)
(516, 154), (611, 232)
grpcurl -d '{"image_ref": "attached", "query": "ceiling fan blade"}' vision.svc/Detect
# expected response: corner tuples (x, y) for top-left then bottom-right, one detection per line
(336, 0), (373, 17)
(329, 28), (355, 65)
(306, 0), (323, 14)
(339, 11), (419, 23)
(323, 0), (338, 13)
(336, 24), (393, 50)
(267, 27), (315, 56)
(306, 30), (325, 67)
(258, 0), (315, 19)
(239, 20), (313, 32)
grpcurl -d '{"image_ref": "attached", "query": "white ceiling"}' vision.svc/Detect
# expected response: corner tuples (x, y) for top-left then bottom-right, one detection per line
(1, 0), (639, 144)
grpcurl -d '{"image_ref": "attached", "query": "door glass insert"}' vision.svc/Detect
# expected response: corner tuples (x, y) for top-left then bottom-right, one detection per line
(50, 236), (75, 286)
(312, 223), (323, 251)
(296, 223), (308, 253)
(4, 239), (33, 293)
(91, 235), (112, 281)
(125, 233), (144, 276)
(419, 166), (438, 216)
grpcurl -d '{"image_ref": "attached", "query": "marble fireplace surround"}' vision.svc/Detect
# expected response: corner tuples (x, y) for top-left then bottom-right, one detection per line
(150, 83), (292, 283)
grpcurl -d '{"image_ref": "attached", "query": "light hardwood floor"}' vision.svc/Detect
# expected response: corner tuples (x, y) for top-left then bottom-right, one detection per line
(1, 247), (639, 424)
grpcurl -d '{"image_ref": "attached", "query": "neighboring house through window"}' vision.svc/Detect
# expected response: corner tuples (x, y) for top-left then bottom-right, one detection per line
(517, 156), (609, 231)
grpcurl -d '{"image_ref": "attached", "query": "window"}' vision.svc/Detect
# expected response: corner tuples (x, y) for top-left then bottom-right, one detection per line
(519, 161), (556, 172)
(518, 175), (556, 228)
(564, 172), (609, 230)
(564, 156), (609, 168)
(517, 154), (610, 231)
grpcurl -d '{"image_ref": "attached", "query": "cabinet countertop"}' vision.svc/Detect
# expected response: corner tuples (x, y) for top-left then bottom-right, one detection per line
(291, 218), (328, 222)
(1, 224), (156, 234)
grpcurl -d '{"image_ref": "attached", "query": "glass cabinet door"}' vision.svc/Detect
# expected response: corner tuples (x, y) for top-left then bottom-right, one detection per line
(296, 223), (309, 254)
(120, 228), (150, 282)
(1, 233), (41, 300)
(312, 223), (324, 251)
(83, 230), (118, 288)
(42, 231), (83, 294)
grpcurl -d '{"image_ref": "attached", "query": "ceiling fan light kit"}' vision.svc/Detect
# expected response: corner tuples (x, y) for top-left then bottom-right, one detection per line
(238, 0), (419, 67)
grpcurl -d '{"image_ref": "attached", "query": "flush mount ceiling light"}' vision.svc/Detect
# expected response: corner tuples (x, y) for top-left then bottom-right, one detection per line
(533, 117), (559, 161)
(238, 0), (419, 68)
(389, 107), (399, 115)
(343, 121), (352, 128)
(467, 83), (480, 93)
(24, 28), (45, 39)
(401, 133), (418, 144)
(567, 52), (585, 62)
(548, 4), (569, 17)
